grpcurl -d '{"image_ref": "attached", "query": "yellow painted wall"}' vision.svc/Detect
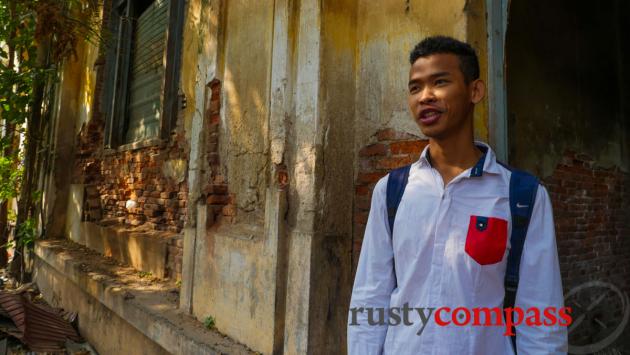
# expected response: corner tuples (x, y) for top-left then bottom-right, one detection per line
(354, 0), (489, 151)
(221, 0), (273, 220)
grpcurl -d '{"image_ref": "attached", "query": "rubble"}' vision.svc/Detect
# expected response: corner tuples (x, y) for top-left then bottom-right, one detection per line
(0, 277), (96, 354)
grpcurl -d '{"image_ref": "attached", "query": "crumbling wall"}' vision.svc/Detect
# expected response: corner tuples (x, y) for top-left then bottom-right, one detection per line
(69, 0), (187, 279)
(179, 1), (279, 354)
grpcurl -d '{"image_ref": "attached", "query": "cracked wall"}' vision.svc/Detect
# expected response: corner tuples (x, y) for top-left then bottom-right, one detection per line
(180, 1), (279, 354)
(221, 0), (274, 223)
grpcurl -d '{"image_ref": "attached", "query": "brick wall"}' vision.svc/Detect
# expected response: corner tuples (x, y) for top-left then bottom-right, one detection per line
(543, 151), (630, 345)
(73, 138), (189, 232)
(353, 129), (428, 273)
(202, 80), (235, 227)
(544, 151), (630, 293)
(73, 124), (188, 281)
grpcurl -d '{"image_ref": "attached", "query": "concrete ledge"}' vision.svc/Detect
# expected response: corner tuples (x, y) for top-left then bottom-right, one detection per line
(33, 240), (256, 355)
(73, 221), (172, 278)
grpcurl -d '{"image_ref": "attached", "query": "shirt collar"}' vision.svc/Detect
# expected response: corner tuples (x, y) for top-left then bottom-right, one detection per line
(418, 141), (502, 177)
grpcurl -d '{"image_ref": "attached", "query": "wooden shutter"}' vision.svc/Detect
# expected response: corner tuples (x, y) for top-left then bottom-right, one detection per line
(125, 0), (169, 143)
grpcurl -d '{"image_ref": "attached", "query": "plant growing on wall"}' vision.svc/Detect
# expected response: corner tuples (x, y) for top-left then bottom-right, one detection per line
(0, 0), (102, 281)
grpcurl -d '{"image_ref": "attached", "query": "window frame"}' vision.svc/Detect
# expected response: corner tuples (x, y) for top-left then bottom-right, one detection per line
(102, 0), (185, 149)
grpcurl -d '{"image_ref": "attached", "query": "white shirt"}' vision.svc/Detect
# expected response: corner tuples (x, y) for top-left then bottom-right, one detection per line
(348, 142), (567, 355)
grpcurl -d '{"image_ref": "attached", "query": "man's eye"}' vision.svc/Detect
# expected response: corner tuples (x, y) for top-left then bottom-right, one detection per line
(435, 79), (448, 85)
(409, 86), (420, 93)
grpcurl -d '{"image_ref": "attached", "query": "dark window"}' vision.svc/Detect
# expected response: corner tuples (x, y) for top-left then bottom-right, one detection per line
(103, 0), (185, 147)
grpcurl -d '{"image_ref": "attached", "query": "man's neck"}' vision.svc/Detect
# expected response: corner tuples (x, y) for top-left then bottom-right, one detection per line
(427, 137), (483, 186)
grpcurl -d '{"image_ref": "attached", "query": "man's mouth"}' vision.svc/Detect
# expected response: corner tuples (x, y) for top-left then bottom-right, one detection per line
(418, 108), (443, 126)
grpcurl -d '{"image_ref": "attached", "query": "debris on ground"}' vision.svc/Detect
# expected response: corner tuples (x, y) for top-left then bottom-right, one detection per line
(0, 272), (96, 354)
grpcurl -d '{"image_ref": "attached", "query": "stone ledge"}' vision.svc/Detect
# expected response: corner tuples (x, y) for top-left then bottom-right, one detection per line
(33, 239), (256, 355)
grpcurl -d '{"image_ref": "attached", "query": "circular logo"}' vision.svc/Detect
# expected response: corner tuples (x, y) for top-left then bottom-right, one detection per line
(564, 281), (629, 354)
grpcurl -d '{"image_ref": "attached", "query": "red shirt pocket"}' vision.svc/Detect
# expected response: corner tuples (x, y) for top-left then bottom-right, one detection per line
(464, 215), (508, 265)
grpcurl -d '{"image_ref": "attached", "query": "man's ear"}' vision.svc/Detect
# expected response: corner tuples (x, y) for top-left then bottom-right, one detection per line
(470, 79), (486, 104)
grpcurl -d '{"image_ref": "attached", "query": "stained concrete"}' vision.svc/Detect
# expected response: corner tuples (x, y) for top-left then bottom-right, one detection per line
(33, 240), (256, 355)
(66, 184), (84, 243)
(192, 189), (286, 354)
(35, 255), (171, 355)
(181, 1), (488, 354)
(65, 185), (171, 278)
(506, 0), (630, 175)
(179, 0), (222, 315)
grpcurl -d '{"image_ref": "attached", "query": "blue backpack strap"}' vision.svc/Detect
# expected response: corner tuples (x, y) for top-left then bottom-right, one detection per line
(385, 164), (411, 289)
(504, 169), (539, 353)
(386, 164), (411, 236)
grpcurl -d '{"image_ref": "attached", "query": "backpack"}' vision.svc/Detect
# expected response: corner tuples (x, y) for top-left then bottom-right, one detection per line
(385, 163), (539, 354)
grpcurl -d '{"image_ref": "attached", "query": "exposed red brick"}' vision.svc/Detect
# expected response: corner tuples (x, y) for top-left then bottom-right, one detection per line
(356, 172), (386, 185)
(376, 156), (415, 170)
(207, 194), (230, 205)
(354, 212), (368, 225)
(376, 128), (419, 141)
(72, 7), (193, 278)
(390, 140), (428, 155)
(354, 196), (371, 211)
(359, 143), (388, 157)
(543, 151), (630, 305)
(352, 141), (630, 304)
(355, 185), (370, 196)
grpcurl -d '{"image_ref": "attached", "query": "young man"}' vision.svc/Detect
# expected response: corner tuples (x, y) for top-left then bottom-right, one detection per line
(347, 36), (568, 354)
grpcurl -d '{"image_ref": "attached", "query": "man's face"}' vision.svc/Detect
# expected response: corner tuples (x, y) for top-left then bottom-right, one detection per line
(407, 53), (483, 140)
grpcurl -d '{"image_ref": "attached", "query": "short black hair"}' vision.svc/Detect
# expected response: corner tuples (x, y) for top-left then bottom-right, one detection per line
(409, 36), (480, 83)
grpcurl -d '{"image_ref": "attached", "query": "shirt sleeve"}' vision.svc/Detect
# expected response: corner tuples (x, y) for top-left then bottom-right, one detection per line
(347, 175), (397, 355)
(514, 185), (569, 354)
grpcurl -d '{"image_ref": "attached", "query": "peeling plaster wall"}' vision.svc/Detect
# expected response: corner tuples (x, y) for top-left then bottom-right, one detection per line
(222, 0), (273, 221)
(304, 0), (357, 352)
(347, 1), (491, 351)
(181, 1), (279, 354)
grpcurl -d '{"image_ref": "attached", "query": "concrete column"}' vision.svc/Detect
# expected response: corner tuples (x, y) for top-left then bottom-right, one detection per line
(282, 0), (356, 353)
(282, 0), (322, 352)
(180, 0), (222, 313)
(268, 0), (295, 352)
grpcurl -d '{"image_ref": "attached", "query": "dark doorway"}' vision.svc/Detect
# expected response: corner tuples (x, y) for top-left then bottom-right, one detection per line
(506, 1), (630, 353)
(506, 0), (629, 175)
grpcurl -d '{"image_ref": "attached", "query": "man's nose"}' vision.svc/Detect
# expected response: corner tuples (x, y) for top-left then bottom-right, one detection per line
(419, 86), (436, 104)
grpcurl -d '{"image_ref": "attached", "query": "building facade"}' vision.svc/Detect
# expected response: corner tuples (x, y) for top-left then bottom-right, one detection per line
(33, 0), (629, 354)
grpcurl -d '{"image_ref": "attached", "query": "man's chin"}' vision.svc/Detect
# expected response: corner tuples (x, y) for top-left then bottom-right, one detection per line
(416, 125), (442, 139)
